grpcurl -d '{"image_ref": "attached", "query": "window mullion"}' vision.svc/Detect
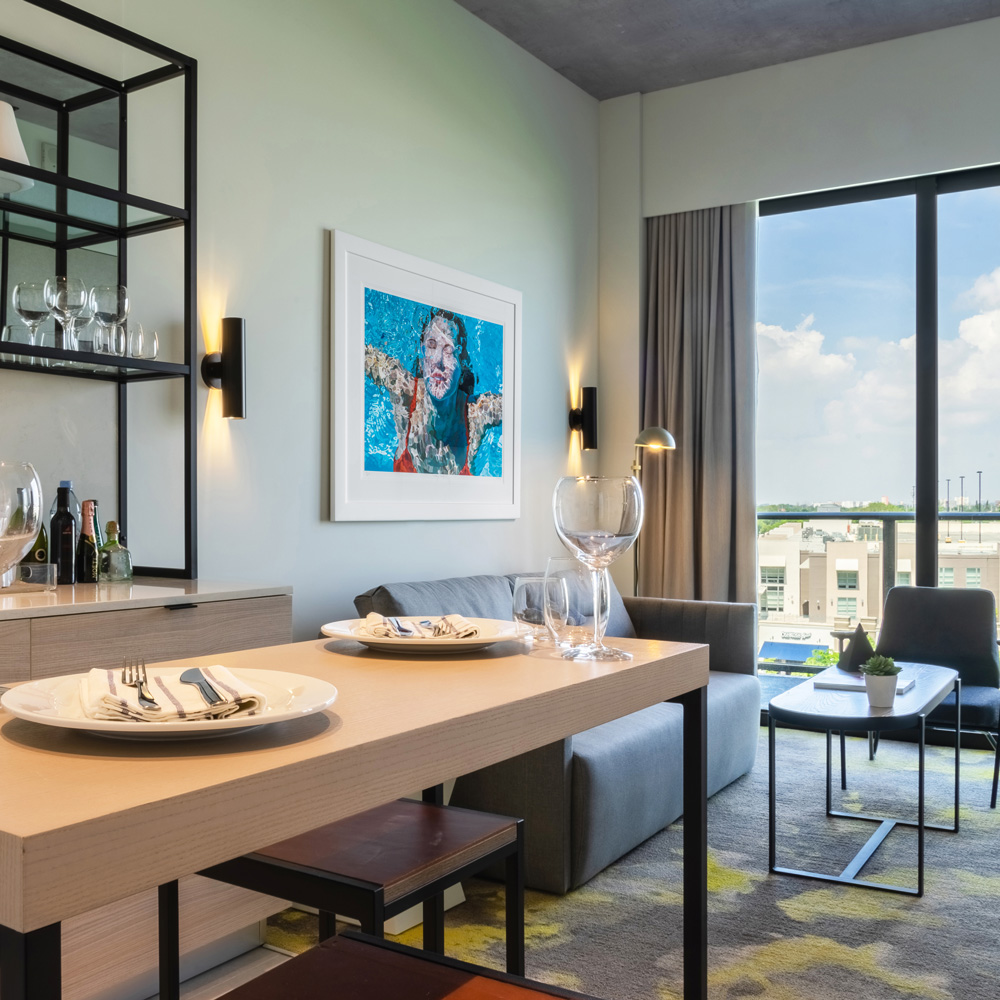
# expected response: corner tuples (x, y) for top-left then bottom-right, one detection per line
(915, 176), (938, 587)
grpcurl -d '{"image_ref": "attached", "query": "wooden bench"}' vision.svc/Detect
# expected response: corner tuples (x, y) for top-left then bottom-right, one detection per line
(199, 798), (524, 974)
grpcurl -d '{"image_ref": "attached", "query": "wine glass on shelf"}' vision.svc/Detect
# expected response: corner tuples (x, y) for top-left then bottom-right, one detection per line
(44, 276), (87, 351)
(127, 321), (158, 360)
(11, 282), (48, 352)
(552, 476), (643, 661)
(89, 284), (129, 356)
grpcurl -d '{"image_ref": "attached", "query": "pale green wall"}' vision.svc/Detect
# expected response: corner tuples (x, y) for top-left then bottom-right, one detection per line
(1, 0), (600, 633)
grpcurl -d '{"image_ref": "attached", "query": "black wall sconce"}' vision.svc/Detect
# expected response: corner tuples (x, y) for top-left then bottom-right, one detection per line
(201, 316), (246, 419)
(569, 386), (597, 450)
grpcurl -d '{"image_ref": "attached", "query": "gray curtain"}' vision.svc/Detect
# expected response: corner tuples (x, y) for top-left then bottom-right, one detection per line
(639, 204), (757, 603)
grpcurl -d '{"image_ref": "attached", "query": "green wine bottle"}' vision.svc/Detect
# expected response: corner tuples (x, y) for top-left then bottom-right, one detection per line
(23, 522), (48, 564)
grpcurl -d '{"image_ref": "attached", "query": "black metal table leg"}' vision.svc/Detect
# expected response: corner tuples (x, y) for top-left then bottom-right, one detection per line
(682, 684), (708, 1000)
(769, 715), (776, 871)
(159, 880), (180, 1000)
(0, 922), (62, 1000)
(918, 716), (925, 897)
(421, 784), (446, 954)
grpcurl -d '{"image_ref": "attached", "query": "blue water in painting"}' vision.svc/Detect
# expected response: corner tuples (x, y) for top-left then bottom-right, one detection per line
(364, 287), (504, 476)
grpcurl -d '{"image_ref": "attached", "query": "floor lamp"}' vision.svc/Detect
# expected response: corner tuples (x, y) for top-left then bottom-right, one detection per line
(632, 426), (676, 596)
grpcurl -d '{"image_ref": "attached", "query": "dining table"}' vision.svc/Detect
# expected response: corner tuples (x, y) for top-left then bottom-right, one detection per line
(0, 631), (710, 1000)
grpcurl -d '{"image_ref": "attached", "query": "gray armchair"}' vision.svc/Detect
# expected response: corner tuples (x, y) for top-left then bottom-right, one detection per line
(355, 575), (760, 893)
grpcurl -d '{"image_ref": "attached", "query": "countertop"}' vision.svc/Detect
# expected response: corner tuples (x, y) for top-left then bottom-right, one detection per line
(0, 578), (292, 621)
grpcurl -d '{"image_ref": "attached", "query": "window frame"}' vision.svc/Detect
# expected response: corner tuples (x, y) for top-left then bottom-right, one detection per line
(760, 162), (1000, 586)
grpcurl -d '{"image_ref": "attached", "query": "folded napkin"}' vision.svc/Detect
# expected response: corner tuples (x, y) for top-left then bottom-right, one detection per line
(80, 665), (267, 723)
(363, 613), (480, 639)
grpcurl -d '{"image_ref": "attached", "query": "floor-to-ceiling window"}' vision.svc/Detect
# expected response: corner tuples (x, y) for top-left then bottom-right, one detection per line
(756, 165), (1000, 664)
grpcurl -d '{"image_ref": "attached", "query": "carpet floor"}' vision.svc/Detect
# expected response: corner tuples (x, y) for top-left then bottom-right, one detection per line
(266, 726), (1000, 999)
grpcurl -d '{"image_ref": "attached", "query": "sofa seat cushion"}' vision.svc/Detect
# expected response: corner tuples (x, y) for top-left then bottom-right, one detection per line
(569, 670), (760, 888)
(355, 575), (516, 621)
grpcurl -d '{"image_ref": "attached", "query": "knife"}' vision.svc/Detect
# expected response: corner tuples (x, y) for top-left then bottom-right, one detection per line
(180, 667), (224, 706)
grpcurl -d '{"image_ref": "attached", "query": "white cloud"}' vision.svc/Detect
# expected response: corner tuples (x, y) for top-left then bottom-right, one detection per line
(959, 266), (1000, 311)
(757, 269), (1000, 505)
(756, 315), (855, 380)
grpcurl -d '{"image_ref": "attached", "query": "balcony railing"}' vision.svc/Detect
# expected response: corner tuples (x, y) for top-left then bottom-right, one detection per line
(755, 509), (1000, 675)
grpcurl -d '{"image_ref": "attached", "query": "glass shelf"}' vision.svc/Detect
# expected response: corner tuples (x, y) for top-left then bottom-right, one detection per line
(0, 344), (188, 382)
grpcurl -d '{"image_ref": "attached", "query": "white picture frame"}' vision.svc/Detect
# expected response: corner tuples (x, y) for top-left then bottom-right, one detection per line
(331, 230), (522, 521)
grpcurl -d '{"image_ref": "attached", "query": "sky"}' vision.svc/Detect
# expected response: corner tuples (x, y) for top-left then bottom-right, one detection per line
(756, 186), (1000, 507)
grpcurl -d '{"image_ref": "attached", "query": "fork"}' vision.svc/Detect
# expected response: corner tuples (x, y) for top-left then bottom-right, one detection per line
(122, 656), (159, 711)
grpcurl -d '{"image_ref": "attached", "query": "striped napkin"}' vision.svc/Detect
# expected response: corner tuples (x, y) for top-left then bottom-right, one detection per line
(363, 613), (480, 639)
(80, 665), (267, 722)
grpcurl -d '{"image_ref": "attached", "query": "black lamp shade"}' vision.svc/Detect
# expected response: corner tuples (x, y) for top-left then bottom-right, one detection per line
(201, 317), (246, 418)
(568, 385), (597, 450)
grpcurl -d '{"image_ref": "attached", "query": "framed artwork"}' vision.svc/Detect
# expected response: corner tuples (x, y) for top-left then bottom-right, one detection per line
(331, 230), (522, 521)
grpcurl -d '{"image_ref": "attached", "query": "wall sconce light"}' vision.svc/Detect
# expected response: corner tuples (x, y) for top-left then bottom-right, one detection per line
(201, 316), (246, 419)
(0, 101), (34, 195)
(568, 386), (598, 450)
(631, 425), (676, 475)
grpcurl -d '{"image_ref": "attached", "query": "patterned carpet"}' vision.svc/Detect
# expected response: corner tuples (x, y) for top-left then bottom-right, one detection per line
(267, 727), (1000, 999)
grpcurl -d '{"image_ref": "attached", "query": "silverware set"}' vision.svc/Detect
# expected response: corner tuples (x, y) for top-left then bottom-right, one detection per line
(121, 656), (158, 710)
(120, 659), (225, 710)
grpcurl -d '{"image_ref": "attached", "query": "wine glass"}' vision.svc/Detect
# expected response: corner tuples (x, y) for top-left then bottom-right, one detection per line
(11, 282), (48, 348)
(44, 276), (87, 350)
(544, 555), (601, 648)
(127, 321), (158, 360)
(552, 476), (643, 661)
(89, 284), (129, 355)
(0, 462), (43, 588)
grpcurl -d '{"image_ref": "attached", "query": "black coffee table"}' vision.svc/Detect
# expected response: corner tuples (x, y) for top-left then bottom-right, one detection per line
(768, 662), (960, 896)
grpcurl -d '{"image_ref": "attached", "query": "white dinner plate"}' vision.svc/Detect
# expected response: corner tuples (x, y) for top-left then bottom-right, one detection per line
(0, 668), (338, 740)
(321, 617), (519, 654)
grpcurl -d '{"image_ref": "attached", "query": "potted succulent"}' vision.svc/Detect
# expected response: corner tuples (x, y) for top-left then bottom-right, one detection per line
(860, 654), (901, 708)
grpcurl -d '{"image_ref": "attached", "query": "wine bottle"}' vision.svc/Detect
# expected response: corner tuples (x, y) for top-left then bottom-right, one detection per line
(76, 499), (99, 583)
(48, 479), (81, 526)
(98, 520), (133, 582)
(22, 522), (48, 564)
(88, 499), (105, 549)
(51, 485), (76, 585)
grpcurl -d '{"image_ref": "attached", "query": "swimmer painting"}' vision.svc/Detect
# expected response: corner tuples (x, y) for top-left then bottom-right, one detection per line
(363, 288), (504, 476)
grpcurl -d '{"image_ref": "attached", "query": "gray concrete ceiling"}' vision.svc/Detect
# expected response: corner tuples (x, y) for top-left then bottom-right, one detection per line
(454, 0), (1000, 100)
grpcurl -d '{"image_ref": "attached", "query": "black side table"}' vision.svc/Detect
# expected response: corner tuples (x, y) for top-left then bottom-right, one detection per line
(768, 662), (960, 896)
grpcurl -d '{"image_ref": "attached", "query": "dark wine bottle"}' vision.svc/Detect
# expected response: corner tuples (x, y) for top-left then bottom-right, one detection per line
(51, 485), (76, 585)
(76, 499), (99, 583)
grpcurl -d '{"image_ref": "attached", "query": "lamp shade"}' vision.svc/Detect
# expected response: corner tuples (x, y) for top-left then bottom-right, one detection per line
(0, 101), (33, 195)
(634, 426), (676, 450)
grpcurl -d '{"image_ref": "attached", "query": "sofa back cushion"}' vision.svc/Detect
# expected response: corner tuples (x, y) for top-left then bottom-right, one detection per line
(355, 570), (637, 638)
(355, 574), (517, 620)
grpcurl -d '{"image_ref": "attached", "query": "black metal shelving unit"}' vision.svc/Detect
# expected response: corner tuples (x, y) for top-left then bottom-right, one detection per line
(0, 0), (197, 577)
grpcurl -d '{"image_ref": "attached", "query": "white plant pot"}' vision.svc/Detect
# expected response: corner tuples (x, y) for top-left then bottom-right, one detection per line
(865, 673), (898, 708)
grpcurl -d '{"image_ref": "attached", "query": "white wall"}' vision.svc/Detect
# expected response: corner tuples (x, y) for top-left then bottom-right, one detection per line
(642, 17), (1000, 216)
(1, 0), (600, 636)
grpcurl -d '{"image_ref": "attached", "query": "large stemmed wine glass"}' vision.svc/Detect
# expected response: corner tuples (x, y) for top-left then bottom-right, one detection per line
(552, 476), (644, 661)
(11, 282), (48, 352)
(44, 276), (87, 351)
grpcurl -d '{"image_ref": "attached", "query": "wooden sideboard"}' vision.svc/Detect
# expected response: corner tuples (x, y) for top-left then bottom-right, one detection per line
(0, 578), (294, 1000)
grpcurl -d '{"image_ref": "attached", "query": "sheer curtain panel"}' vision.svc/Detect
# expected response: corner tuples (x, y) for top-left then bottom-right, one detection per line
(639, 204), (757, 603)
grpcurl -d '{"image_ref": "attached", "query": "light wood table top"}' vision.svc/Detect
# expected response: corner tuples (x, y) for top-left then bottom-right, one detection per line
(0, 634), (707, 933)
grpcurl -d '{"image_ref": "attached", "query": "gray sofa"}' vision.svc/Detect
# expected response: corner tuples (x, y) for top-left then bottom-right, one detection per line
(354, 573), (760, 894)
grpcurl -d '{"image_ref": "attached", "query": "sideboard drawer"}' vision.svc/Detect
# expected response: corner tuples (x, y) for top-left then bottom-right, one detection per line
(0, 619), (31, 684)
(30, 595), (293, 679)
